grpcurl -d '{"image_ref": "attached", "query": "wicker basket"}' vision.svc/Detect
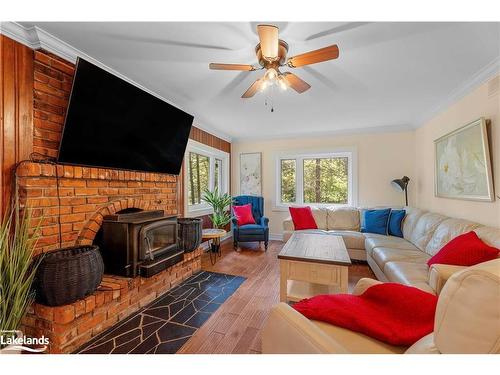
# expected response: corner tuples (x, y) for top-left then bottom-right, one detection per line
(178, 218), (202, 253)
(34, 245), (104, 307)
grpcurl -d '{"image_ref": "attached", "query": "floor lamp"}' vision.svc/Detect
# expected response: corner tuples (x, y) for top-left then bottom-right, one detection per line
(392, 176), (410, 206)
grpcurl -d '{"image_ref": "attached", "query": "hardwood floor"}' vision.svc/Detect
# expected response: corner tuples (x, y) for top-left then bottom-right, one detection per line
(178, 240), (375, 354)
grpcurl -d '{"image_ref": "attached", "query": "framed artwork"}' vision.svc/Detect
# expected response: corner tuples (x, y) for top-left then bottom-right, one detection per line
(434, 117), (495, 201)
(240, 152), (262, 196)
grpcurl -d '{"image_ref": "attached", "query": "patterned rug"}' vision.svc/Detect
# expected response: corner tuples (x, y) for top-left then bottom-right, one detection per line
(76, 271), (246, 354)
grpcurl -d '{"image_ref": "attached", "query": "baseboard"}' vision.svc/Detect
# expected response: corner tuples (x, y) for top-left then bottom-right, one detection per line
(269, 233), (284, 241)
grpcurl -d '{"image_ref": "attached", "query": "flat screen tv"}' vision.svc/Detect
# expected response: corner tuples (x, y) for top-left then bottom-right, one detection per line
(58, 58), (193, 175)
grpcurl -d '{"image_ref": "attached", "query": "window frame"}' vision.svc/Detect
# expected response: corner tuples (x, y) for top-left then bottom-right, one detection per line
(184, 139), (230, 217)
(274, 147), (358, 211)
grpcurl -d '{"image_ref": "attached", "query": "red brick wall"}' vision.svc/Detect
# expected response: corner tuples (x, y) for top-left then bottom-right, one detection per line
(17, 162), (178, 254)
(22, 249), (202, 353)
(32, 50), (74, 158)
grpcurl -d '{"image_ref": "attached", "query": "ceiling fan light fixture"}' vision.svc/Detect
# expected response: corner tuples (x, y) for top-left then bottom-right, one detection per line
(277, 75), (288, 91)
(264, 68), (278, 81)
(209, 24), (340, 99)
(259, 79), (270, 92)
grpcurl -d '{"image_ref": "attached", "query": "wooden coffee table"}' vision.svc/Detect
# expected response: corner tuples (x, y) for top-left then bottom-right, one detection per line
(278, 233), (351, 302)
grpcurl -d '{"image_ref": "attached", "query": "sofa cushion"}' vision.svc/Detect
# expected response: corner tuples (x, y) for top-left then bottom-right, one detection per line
(294, 229), (329, 236)
(327, 231), (365, 250)
(312, 321), (406, 354)
(474, 226), (500, 249)
(237, 223), (266, 235)
(425, 218), (481, 256)
(311, 207), (328, 230)
(402, 207), (427, 241)
(409, 213), (448, 251)
(372, 247), (430, 270)
(327, 208), (360, 231)
(383, 261), (434, 294)
(364, 234), (419, 257)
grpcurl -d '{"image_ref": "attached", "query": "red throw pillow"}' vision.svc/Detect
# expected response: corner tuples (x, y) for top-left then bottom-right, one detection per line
(293, 283), (438, 346)
(427, 231), (499, 267)
(289, 206), (318, 230)
(232, 204), (255, 226)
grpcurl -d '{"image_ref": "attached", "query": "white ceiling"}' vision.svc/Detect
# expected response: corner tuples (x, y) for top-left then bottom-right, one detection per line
(20, 22), (500, 141)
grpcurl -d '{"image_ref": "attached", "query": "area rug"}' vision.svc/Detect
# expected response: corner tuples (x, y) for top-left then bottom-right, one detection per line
(76, 271), (246, 354)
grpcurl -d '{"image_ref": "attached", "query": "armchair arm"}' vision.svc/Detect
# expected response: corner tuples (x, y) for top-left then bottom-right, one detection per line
(283, 216), (294, 231)
(352, 278), (383, 296)
(428, 263), (468, 295)
(262, 303), (348, 354)
(259, 216), (269, 227)
(231, 217), (239, 228)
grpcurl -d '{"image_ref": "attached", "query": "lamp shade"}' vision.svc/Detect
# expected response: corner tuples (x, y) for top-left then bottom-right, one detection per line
(391, 176), (410, 191)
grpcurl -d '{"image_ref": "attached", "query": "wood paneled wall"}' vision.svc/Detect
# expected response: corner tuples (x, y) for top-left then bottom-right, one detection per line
(0, 35), (34, 214)
(189, 126), (231, 153)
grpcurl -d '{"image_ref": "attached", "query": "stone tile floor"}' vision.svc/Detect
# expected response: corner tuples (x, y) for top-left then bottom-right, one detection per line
(76, 271), (246, 354)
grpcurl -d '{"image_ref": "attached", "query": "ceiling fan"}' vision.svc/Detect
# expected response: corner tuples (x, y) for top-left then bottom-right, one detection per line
(209, 24), (340, 98)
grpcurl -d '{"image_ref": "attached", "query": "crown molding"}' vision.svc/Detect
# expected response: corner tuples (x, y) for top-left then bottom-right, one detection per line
(414, 57), (500, 128)
(231, 123), (414, 143)
(0, 21), (233, 143)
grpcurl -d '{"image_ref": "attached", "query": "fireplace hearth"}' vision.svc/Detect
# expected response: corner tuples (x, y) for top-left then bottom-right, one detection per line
(98, 210), (183, 278)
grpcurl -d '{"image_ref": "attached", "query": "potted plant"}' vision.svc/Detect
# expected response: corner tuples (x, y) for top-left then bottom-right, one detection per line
(202, 187), (232, 229)
(0, 209), (41, 354)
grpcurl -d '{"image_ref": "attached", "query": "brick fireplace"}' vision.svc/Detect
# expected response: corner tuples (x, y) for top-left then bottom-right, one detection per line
(0, 38), (230, 353)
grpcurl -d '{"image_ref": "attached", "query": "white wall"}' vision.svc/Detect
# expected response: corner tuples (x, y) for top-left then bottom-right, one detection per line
(231, 131), (416, 237)
(415, 75), (500, 227)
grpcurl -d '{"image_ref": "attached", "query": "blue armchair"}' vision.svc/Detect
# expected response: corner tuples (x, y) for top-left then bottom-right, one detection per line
(232, 195), (269, 251)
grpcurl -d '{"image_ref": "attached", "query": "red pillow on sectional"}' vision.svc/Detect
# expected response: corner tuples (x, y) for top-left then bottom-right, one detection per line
(289, 206), (318, 230)
(427, 231), (499, 267)
(232, 204), (255, 226)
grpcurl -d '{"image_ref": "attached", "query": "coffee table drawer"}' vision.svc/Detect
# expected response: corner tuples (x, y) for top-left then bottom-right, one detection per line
(286, 260), (346, 284)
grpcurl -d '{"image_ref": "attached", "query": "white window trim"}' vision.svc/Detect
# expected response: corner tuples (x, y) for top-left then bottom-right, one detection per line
(273, 147), (358, 211)
(184, 139), (230, 217)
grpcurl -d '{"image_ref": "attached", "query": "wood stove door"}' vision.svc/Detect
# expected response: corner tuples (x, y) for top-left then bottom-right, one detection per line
(139, 220), (178, 260)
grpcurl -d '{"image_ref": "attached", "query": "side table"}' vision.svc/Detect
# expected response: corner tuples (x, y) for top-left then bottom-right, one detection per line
(202, 229), (227, 265)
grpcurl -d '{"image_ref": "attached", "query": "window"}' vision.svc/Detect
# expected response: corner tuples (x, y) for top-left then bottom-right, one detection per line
(280, 159), (296, 203)
(187, 152), (210, 205)
(303, 157), (349, 204)
(275, 149), (357, 209)
(184, 140), (229, 216)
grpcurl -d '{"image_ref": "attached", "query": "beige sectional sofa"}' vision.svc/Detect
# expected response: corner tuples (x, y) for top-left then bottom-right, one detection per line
(262, 259), (500, 353)
(283, 206), (500, 294)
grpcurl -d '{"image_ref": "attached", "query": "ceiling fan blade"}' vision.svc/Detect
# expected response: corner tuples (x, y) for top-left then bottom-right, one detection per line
(282, 72), (311, 93)
(257, 24), (279, 60)
(287, 44), (339, 68)
(209, 63), (255, 71)
(241, 79), (262, 98)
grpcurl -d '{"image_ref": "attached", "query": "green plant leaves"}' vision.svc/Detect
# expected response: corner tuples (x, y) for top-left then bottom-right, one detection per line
(201, 187), (232, 229)
(0, 209), (41, 348)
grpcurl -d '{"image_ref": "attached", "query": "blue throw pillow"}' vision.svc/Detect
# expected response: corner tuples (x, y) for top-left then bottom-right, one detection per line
(361, 209), (391, 235)
(388, 209), (406, 238)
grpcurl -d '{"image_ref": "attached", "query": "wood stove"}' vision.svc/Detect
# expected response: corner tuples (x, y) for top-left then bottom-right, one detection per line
(99, 210), (183, 277)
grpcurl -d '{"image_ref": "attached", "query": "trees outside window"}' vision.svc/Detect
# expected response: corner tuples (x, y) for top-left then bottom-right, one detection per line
(184, 140), (229, 216)
(303, 157), (348, 204)
(276, 150), (356, 208)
